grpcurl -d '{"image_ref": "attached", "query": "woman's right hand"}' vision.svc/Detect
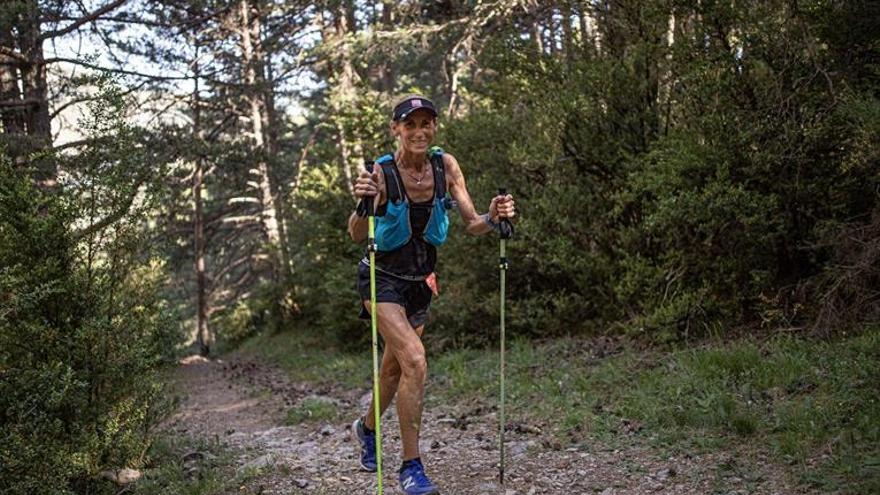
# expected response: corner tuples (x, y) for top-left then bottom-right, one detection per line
(354, 168), (380, 199)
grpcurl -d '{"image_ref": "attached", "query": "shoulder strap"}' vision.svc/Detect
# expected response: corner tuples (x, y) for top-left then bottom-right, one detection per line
(429, 147), (446, 199)
(376, 153), (403, 204)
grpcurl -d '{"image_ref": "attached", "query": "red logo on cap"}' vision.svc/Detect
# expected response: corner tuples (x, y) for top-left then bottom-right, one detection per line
(412, 99), (422, 108)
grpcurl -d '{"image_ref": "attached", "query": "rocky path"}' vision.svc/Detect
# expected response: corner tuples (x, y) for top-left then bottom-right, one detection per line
(163, 353), (813, 495)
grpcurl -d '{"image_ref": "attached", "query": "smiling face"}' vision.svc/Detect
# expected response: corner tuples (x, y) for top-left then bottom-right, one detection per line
(391, 109), (437, 156)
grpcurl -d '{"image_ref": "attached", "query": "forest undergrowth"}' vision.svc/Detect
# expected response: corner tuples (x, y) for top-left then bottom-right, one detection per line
(224, 325), (880, 494)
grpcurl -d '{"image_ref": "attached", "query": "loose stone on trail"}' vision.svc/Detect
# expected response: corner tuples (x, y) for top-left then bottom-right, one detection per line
(161, 353), (809, 494)
(99, 468), (142, 485)
(238, 453), (275, 473)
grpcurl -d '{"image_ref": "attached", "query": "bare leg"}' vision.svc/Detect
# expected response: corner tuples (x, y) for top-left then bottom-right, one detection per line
(361, 301), (427, 461)
(363, 344), (400, 430)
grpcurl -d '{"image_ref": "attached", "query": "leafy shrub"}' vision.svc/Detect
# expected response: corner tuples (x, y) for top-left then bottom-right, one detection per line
(0, 158), (181, 494)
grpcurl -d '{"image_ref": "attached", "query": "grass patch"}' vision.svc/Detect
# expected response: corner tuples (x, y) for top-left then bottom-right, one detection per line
(458, 328), (880, 493)
(245, 324), (880, 493)
(285, 396), (338, 425)
(129, 435), (266, 495)
(239, 329), (370, 390)
(431, 328), (880, 492)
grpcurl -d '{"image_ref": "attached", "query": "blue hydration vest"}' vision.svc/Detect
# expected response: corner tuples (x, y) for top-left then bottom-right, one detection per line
(374, 147), (453, 252)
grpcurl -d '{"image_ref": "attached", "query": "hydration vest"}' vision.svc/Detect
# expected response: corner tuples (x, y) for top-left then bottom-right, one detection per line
(374, 147), (453, 252)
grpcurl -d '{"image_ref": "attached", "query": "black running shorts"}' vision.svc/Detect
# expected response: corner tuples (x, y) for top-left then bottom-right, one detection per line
(357, 262), (432, 329)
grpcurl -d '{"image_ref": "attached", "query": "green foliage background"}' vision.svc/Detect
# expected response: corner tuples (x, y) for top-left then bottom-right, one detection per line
(291, 0), (880, 347)
(1, 0), (879, 492)
(0, 92), (181, 493)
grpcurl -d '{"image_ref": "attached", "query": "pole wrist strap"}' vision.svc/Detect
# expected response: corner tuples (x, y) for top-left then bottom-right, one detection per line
(484, 213), (501, 232)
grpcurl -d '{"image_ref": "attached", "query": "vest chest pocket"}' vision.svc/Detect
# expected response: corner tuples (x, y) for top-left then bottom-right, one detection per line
(375, 199), (411, 252)
(423, 196), (449, 247)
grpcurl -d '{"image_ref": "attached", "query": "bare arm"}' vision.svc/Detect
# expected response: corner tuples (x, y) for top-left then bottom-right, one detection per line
(445, 153), (515, 236)
(348, 211), (368, 243)
(348, 165), (386, 242)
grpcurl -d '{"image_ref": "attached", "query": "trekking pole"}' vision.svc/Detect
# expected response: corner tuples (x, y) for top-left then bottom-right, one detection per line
(497, 188), (514, 485)
(358, 160), (384, 494)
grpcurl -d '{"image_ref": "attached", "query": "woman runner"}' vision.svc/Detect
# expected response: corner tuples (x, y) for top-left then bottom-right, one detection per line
(347, 94), (516, 495)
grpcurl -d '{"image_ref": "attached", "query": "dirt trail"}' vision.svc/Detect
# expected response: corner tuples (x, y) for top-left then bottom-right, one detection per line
(163, 353), (811, 495)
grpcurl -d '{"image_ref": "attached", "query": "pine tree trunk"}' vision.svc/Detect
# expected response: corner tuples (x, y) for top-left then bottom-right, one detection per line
(0, 28), (25, 137)
(547, 9), (557, 56)
(19, 1), (50, 145)
(1, 1), (55, 187)
(192, 45), (211, 356)
(262, 49), (293, 292)
(325, 2), (363, 201)
(377, 1), (395, 92)
(531, 17), (544, 54)
(659, 11), (676, 135)
(579, 1), (601, 52)
(561, 5), (574, 60)
(239, 0), (287, 292)
(193, 158), (211, 354)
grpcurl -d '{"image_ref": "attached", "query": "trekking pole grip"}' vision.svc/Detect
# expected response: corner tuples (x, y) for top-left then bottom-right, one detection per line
(356, 160), (375, 218)
(497, 187), (513, 240)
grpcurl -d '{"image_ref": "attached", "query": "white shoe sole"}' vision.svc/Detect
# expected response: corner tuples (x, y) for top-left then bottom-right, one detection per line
(397, 487), (440, 495)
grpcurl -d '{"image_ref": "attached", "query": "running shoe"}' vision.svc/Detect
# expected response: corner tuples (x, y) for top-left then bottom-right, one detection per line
(399, 458), (439, 495)
(351, 417), (377, 472)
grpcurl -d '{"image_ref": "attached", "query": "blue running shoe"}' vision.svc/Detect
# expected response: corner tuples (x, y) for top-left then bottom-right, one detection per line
(399, 458), (439, 495)
(351, 417), (377, 472)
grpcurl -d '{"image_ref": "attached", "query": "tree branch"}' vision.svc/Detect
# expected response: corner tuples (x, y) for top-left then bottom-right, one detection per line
(43, 57), (190, 80)
(73, 172), (148, 241)
(221, 215), (262, 225)
(209, 254), (257, 288)
(49, 76), (152, 119)
(0, 46), (30, 65)
(52, 136), (114, 152)
(46, 14), (172, 29)
(0, 97), (40, 108)
(40, 0), (130, 41)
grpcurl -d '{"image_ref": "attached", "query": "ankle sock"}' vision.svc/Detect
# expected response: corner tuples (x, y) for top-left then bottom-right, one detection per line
(361, 417), (375, 434)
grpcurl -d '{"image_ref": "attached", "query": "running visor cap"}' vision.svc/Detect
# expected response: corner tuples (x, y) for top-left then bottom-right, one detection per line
(392, 97), (438, 121)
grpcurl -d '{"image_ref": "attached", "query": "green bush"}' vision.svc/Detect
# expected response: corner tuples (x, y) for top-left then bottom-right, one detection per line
(0, 159), (181, 494)
(286, 157), (369, 349)
(284, 396), (338, 425)
(431, 2), (880, 344)
(271, 1), (879, 348)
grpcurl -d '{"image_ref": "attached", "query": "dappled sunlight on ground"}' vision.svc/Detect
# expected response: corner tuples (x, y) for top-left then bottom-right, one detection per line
(179, 354), (213, 366)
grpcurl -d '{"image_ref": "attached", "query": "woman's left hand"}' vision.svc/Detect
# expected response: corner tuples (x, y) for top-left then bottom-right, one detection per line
(489, 194), (516, 223)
